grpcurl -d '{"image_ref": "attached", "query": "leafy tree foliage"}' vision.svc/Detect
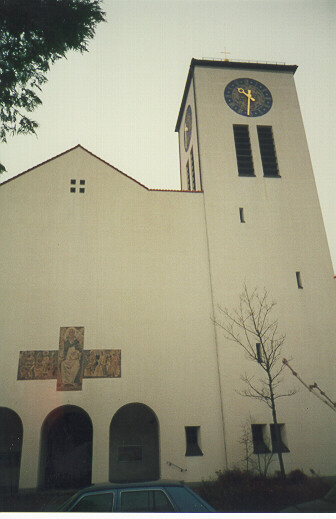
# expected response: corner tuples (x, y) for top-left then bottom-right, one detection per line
(0, 0), (105, 172)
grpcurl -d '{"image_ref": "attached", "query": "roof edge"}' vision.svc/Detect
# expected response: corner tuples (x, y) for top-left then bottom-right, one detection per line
(0, 144), (202, 194)
(175, 58), (298, 132)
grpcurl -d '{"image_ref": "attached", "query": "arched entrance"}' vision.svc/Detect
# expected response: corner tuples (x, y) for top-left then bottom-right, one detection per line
(39, 405), (92, 489)
(0, 408), (23, 493)
(109, 403), (160, 482)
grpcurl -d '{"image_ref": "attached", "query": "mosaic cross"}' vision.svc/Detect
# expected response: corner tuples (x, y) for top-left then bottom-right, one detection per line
(17, 327), (121, 391)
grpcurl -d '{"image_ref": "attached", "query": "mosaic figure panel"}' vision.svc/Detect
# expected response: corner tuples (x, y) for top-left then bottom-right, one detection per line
(57, 327), (85, 391)
(17, 351), (58, 380)
(83, 350), (121, 378)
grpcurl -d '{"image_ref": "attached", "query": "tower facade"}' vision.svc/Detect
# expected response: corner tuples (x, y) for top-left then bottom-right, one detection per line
(176, 59), (336, 474)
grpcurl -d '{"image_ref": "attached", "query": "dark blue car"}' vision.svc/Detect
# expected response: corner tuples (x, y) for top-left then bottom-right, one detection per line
(57, 479), (216, 513)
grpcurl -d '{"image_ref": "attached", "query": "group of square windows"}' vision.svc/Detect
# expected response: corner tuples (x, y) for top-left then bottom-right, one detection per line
(186, 147), (197, 191)
(251, 423), (289, 454)
(70, 179), (86, 193)
(233, 125), (279, 177)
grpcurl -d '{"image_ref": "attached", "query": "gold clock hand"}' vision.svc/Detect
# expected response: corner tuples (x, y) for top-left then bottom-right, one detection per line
(238, 88), (255, 115)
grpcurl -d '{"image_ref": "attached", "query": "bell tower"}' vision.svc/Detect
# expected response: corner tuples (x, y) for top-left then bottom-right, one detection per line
(175, 59), (336, 474)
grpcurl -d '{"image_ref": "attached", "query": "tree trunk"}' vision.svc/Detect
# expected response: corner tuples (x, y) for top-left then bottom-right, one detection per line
(269, 378), (286, 479)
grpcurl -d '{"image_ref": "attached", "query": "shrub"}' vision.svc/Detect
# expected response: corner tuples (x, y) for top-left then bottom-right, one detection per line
(194, 469), (330, 512)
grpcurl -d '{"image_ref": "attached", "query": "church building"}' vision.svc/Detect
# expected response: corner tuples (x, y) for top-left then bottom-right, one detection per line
(0, 59), (335, 491)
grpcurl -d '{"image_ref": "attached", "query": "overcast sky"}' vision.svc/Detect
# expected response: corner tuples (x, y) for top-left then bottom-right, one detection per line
(1, 0), (335, 271)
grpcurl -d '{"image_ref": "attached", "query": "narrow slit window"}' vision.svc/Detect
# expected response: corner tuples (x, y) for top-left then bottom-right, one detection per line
(296, 271), (303, 289)
(257, 126), (279, 177)
(239, 208), (245, 223)
(185, 426), (203, 456)
(256, 343), (263, 363)
(233, 125), (254, 177)
(190, 147), (196, 190)
(186, 161), (191, 191)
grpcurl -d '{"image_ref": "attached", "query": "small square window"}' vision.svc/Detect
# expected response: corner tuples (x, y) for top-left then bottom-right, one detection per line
(270, 424), (289, 453)
(80, 179), (86, 185)
(185, 426), (203, 456)
(70, 179), (76, 185)
(70, 187), (76, 193)
(296, 271), (303, 289)
(79, 188), (85, 193)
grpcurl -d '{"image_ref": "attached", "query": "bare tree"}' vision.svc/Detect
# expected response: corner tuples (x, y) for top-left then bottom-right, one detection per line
(239, 418), (274, 476)
(214, 284), (296, 478)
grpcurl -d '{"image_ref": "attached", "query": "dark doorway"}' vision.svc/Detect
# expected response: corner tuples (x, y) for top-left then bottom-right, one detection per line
(0, 408), (23, 493)
(40, 405), (92, 489)
(109, 403), (160, 482)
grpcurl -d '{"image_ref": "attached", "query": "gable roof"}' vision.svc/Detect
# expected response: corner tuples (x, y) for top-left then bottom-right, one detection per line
(0, 144), (197, 193)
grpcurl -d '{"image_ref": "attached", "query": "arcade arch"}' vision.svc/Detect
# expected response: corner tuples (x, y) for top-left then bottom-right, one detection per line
(0, 407), (23, 492)
(109, 403), (160, 482)
(39, 405), (93, 489)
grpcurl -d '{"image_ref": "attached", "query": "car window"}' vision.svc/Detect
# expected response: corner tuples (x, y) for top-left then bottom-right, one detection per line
(69, 491), (114, 512)
(166, 486), (212, 512)
(120, 489), (174, 512)
(153, 490), (175, 512)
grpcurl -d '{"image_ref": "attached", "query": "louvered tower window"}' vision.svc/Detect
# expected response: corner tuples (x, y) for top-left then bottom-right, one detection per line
(233, 125), (254, 177)
(257, 126), (279, 177)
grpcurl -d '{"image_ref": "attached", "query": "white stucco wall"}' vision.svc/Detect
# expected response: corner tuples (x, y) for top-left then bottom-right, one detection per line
(0, 147), (226, 488)
(177, 62), (336, 476)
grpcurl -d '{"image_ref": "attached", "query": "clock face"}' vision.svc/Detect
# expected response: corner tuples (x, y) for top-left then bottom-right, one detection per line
(184, 105), (192, 151)
(224, 78), (272, 117)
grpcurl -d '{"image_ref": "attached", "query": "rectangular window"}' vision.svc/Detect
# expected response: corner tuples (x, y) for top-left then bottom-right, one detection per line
(190, 147), (196, 190)
(270, 424), (289, 453)
(70, 187), (76, 193)
(185, 426), (203, 456)
(251, 424), (270, 454)
(239, 208), (245, 223)
(80, 179), (86, 185)
(79, 187), (85, 193)
(296, 271), (303, 289)
(233, 125), (254, 176)
(257, 126), (279, 177)
(186, 161), (191, 190)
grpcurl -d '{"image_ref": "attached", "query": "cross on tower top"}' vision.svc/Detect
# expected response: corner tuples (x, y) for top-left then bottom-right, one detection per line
(221, 48), (231, 61)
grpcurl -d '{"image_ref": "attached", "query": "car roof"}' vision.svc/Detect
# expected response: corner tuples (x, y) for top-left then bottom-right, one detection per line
(77, 479), (187, 493)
